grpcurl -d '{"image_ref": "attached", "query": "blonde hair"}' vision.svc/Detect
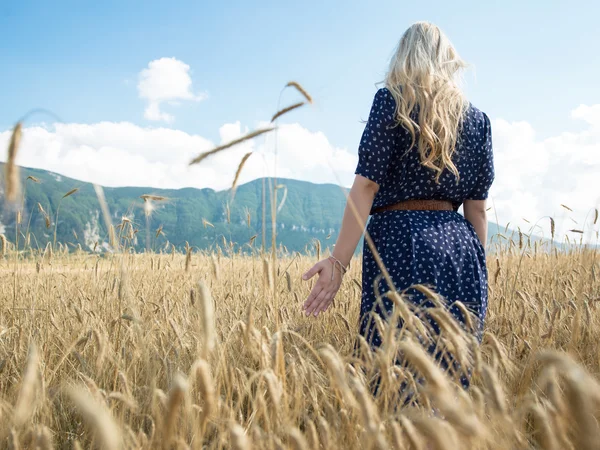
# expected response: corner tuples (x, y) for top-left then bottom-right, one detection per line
(386, 22), (468, 182)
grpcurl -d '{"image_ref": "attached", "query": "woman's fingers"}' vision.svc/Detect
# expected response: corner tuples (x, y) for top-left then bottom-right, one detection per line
(302, 261), (324, 281)
(306, 289), (329, 316)
(312, 295), (329, 317)
(303, 283), (323, 312)
(314, 292), (334, 316)
(301, 259), (339, 317)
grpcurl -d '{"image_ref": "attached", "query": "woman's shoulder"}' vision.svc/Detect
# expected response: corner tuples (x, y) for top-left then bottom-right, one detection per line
(464, 103), (491, 132)
(367, 87), (397, 123)
(373, 86), (396, 106)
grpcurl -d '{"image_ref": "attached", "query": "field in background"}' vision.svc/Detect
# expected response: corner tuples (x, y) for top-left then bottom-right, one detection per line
(0, 245), (599, 449)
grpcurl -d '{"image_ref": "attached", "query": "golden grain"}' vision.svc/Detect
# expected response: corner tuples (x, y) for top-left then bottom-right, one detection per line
(286, 426), (309, 450)
(481, 365), (507, 415)
(62, 187), (79, 198)
(189, 127), (275, 166)
(413, 416), (459, 450)
(5, 122), (22, 203)
(193, 359), (215, 424)
(0, 232), (597, 449)
(263, 258), (274, 292)
(67, 385), (123, 450)
(164, 374), (188, 443)
(140, 194), (167, 202)
(529, 403), (559, 450)
(317, 416), (331, 449)
(8, 428), (20, 450)
(231, 152), (253, 198)
(285, 81), (313, 104)
(34, 425), (54, 450)
(185, 242), (192, 272)
(271, 102), (306, 122)
(13, 344), (40, 427)
(0, 234), (6, 258)
(197, 282), (216, 357)
(399, 416), (425, 450)
(230, 422), (252, 450)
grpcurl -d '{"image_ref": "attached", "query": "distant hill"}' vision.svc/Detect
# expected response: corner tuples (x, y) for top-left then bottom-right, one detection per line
(0, 163), (515, 254)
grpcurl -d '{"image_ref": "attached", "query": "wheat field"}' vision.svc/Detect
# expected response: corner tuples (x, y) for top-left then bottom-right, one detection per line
(2, 83), (600, 449)
(0, 241), (599, 449)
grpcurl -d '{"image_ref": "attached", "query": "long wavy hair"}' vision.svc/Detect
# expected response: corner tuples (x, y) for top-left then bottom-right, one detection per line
(386, 22), (468, 182)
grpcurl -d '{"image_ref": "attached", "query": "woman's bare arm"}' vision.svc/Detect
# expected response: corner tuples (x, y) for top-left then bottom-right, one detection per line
(463, 199), (488, 247)
(331, 175), (379, 267)
(301, 175), (378, 317)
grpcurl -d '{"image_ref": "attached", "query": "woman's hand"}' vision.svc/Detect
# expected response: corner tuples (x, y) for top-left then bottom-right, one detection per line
(302, 259), (343, 317)
(299, 176), (377, 318)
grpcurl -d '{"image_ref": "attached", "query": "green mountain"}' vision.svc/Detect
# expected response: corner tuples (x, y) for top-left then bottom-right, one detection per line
(0, 164), (351, 253)
(0, 163), (509, 254)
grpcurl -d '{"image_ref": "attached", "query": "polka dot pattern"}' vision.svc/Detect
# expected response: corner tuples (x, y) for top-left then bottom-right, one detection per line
(354, 88), (495, 381)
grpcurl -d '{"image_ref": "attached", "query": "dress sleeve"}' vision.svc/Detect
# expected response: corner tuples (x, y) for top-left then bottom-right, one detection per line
(354, 88), (397, 186)
(467, 112), (495, 200)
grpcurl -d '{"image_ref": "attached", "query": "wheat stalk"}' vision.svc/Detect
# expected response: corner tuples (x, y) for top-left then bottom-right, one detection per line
(53, 187), (79, 250)
(185, 242), (192, 272)
(0, 235), (6, 258)
(319, 345), (355, 407)
(164, 374), (188, 443)
(197, 281), (216, 357)
(193, 359), (215, 431)
(317, 417), (331, 449)
(285, 81), (313, 104)
(8, 428), (20, 450)
(271, 102), (305, 122)
(231, 152), (253, 199)
(189, 127), (275, 166)
(5, 122), (22, 203)
(286, 427), (309, 450)
(33, 425), (53, 450)
(67, 385), (123, 450)
(13, 344), (40, 427)
(63, 187), (79, 198)
(230, 422), (252, 450)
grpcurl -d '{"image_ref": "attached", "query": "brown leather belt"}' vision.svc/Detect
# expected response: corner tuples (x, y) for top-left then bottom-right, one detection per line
(372, 199), (454, 214)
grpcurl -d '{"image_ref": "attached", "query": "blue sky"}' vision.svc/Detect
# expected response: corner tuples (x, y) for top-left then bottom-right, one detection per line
(1, 0), (599, 237)
(2, 0), (599, 144)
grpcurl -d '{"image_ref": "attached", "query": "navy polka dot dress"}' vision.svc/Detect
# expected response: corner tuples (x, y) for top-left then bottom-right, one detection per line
(355, 88), (494, 363)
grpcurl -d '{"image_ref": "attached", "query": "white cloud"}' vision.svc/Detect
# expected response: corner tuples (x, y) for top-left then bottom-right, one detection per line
(0, 121), (357, 194)
(138, 57), (206, 123)
(571, 104), (600, 127)
(489, 104), (600, 243)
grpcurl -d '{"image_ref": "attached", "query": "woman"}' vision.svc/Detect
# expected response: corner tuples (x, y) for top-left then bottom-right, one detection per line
(302, 22), (494, 383)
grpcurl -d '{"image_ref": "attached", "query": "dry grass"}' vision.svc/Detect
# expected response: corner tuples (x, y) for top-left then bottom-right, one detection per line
(0, 244), (598, 449)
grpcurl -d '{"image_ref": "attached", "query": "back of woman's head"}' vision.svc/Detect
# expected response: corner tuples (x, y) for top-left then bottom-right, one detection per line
(386, 22), (468, 182)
